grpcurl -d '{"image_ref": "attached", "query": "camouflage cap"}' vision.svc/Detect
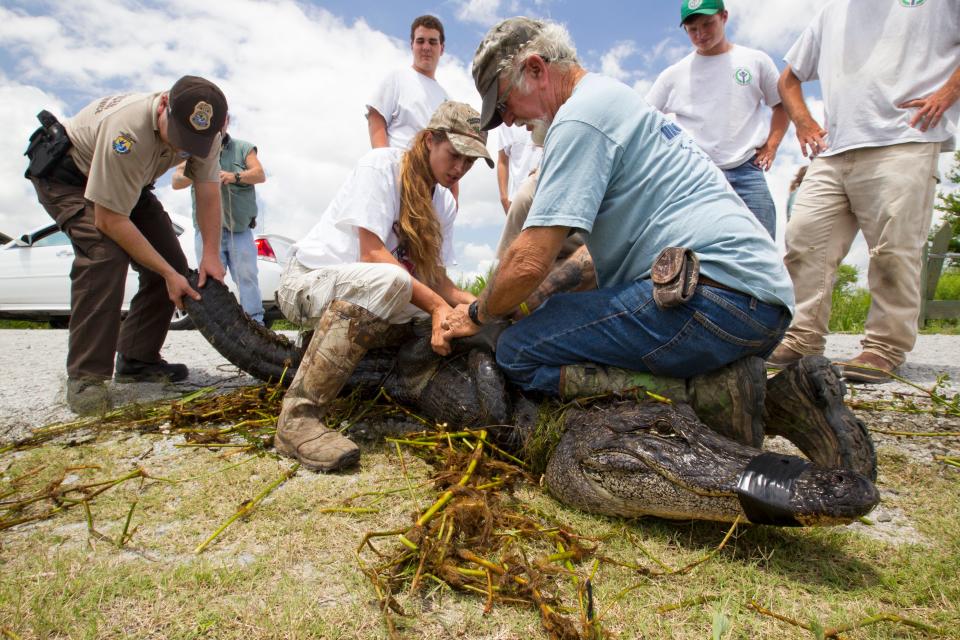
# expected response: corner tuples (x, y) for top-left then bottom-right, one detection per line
(426, 101), (493, 168)
(471, 17), (545, 131)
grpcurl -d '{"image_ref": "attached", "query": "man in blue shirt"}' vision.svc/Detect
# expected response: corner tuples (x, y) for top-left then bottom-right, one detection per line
(441, 17), (875, 479)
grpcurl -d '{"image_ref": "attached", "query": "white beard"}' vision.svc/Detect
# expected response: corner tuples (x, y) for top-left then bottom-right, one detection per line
(516, 118), (551, 146)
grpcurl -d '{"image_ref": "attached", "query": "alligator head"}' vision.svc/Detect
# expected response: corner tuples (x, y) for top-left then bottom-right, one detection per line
(545, 401), (879, 526)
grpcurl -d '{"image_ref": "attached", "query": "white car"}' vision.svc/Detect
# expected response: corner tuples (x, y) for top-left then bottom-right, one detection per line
(0, 213), (292, 329)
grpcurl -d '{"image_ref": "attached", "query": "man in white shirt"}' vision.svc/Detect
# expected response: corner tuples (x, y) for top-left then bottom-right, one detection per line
(366, 15), (450, 150)
(767, 0), (960, 383)
(495, 124), (542, 213)
(646, 0), (788, 238)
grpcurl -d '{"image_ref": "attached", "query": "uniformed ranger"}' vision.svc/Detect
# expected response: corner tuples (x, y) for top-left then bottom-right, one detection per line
(24, 75), (229, 415)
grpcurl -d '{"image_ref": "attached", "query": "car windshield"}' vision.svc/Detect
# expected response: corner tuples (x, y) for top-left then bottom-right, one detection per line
(28, 229), (70, 247)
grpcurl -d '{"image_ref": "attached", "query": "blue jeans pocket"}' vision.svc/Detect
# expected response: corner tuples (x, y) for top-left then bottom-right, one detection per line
(641, 289), (784, 377)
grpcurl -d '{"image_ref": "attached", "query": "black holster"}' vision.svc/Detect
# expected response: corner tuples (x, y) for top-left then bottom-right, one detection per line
(24, 110), (84, 186)
(651, 247), (700, 309)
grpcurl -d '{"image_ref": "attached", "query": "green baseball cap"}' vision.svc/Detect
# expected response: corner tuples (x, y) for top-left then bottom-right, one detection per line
(681, 0), (725, 24)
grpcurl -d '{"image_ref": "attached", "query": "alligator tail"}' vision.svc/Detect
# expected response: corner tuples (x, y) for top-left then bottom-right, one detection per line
(183, 270), (302, 383)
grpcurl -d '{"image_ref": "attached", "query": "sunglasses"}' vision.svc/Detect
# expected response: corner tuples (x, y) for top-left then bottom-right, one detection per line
(496, 74), (519, 116)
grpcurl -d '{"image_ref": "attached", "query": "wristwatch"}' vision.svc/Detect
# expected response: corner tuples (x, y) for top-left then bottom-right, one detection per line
(468, 300), (483, 326)
(234, 172), (242, 185)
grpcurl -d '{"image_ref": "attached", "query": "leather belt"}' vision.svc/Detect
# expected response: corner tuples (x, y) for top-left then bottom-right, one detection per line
(698, 275), (741, 294)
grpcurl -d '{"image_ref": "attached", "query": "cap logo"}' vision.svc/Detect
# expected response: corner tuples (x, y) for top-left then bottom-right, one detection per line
(112, 132), (135, 155)
(734, 67), (753, 86)
(467, 116), (482, 136)
(899, 0), (925, 5)
(687, 0), (703, 9)
(189, 101), (214, 131)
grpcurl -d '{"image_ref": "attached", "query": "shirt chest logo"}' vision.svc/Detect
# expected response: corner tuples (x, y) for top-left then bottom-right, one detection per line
(734, 67), (753, 86)
(899, 0), (925, 6)
(112, 132), (135, 155)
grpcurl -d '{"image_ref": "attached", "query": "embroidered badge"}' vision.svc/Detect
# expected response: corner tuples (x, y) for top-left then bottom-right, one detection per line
(189, 102), (214, 131)
(734, 67), (753, 86)
(687, 0), (703, 9)
(899, 0), (925, 6)
(112, 132), (135, 155)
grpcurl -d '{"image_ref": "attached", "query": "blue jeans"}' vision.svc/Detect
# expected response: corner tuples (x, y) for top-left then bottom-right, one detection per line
(496, 279), (790, 395)
(724, 156), (776, 238)
(196, 228), (264, 323)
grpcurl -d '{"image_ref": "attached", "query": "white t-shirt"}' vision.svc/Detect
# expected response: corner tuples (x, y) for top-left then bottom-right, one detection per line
(496, 124), (543, 198)
(294, 148), (457, 270)
(785, 0), (960, 156)
(366, 67), (450, 150)
(646, 45), (782, 169)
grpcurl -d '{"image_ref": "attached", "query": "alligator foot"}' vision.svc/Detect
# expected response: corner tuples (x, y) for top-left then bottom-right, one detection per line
(763, 356), (877, 481)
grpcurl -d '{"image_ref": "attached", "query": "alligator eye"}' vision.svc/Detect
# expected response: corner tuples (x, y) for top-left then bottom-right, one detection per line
(651, 419), (676, 436)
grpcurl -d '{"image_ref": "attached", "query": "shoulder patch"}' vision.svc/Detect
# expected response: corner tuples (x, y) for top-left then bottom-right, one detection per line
(112, 132), (135, 155)
(660, 123), (682, 142)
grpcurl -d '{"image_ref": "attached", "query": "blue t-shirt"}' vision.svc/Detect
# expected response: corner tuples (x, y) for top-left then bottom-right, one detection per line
(525, 74), (794, 311)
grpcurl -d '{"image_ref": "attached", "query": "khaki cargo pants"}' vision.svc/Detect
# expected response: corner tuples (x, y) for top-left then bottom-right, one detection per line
(780, 141), (941, 366)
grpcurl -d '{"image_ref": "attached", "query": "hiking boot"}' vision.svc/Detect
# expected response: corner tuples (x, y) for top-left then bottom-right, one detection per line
(766, 343), (804, 369)
(274, 399), (361, 472)
(114, 354), (188, 383)
(764, 355), (877, 480)
(841, 351), (896, 384)
(559, 364), (688, 402)
(688, 357), (766, 448)
(275, 300), (391, 472)
(66, 377), (112, 416)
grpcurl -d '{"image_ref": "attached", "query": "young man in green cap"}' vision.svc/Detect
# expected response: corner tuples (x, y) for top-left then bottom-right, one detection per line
(646, 0), (788, 238)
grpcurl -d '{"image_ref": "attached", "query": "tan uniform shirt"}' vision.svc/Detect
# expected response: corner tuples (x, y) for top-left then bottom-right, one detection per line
(63, 92), (220, 215)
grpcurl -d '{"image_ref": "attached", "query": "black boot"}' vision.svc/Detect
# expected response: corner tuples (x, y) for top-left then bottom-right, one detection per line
(115, 354), (188, 383)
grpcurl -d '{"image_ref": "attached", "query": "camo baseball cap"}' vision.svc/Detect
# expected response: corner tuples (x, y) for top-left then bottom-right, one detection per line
(681, 0), (725, 24)
(426, 101), (493, 168)
(471, 16), (545, 131)
(166, 75), (228, 157)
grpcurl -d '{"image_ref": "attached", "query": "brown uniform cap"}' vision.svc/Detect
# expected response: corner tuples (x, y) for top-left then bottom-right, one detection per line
(167, 75), (228, 157)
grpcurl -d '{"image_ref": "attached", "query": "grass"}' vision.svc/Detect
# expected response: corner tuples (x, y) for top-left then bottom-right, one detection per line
(2, 396), (959, 639)
(0, 319), (50, 329)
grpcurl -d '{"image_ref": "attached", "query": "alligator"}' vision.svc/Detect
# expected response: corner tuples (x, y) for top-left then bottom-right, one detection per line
(183, 273), (879, 526)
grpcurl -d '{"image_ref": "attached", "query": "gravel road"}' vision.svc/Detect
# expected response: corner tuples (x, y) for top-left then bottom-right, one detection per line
(2, 329), (960, 442)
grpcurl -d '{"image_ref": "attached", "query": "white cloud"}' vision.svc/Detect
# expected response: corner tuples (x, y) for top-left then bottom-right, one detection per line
(0, 78), (67, 237)
(725, 0), (828, 55)
(0, 0), (502, 281)
(599, 41), (637, 82)
(455, 0), (502, 25)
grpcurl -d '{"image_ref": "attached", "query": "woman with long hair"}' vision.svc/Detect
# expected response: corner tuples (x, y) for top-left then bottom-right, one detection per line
(274, 101), (492, 472)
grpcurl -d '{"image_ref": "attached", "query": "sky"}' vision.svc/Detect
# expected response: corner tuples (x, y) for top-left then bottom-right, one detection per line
(0, 0), (957, 284)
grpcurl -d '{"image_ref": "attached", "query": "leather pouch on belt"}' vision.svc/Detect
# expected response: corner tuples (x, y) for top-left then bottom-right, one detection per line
(651, 247), (699, 309)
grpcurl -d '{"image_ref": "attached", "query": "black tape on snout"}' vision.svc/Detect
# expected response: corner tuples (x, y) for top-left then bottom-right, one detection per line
(735, 452), (812, 526)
